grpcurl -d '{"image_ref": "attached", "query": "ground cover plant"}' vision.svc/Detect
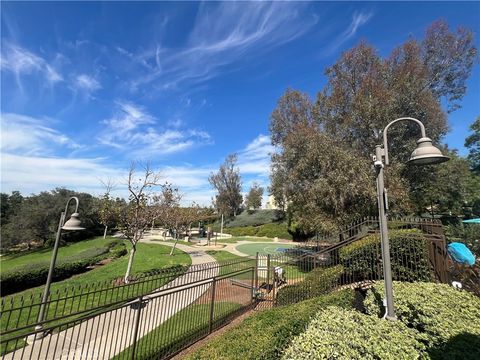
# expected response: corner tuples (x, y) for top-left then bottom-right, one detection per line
(364, 281), (480, 359)
(0, 242), (191, 354)
(283, 306), (426, 359)
(186, 290), (354, 360)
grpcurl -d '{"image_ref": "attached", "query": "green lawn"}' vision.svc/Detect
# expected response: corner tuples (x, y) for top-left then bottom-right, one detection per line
(113, 302), (242, 360)
(1, 241), (191, 355)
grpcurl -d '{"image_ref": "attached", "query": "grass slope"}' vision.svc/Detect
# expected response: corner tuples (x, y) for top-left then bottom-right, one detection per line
(1, 237), (117, 272)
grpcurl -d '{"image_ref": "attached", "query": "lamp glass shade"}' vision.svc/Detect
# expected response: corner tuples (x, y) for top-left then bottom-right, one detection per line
(407, 137), (450, 166)
(62, 213), (85, 231)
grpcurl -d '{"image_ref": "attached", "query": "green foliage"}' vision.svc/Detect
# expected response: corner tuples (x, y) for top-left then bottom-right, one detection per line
(0, 188), (104, 251)
(409, 150), (480, 217)
(276, 265), (344, 306)
(282, 306), (425, 360)
(364, 281), (480, 354)
(445, 223), (480, 256)
(224, 226), (258, 237)
(187, 290), (354, 360)
(465, 116), (480, 174)
(245, 182), (264, 210)
(339, 229), (432, 282)
(223, 223), (292, 239)
(223, 209), (285, 228)
(270, 21), (477, 229)
(209, 154), (243, 217)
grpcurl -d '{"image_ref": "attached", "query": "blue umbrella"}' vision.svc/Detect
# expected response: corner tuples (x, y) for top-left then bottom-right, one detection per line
(462, 218), (480, 223)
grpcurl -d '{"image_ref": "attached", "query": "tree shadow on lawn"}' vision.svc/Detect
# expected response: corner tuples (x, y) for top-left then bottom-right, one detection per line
(428, 333), (480, 360)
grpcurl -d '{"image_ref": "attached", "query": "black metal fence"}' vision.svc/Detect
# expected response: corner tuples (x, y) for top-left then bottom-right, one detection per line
(1, 217), (450, 359)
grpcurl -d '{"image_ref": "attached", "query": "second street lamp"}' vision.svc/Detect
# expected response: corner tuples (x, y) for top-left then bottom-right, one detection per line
(374, 117), (449, 321)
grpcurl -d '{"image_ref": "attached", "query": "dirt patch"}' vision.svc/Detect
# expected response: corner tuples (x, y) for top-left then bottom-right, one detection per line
(194, 279), (253, 305)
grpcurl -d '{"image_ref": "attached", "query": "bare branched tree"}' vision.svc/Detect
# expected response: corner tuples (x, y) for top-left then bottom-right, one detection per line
(117, 162), (163, 283)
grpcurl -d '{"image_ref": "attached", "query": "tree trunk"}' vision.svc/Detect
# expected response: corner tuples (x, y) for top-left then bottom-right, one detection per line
(103, 225), (108, 239)
(124, 245), (136, 283)
(170, 234), (179, 256)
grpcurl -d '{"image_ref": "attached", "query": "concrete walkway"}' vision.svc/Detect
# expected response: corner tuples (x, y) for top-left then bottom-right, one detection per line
(6, 240), (217, 360)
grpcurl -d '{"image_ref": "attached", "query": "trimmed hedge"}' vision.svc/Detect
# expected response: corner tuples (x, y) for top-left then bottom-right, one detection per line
(282, 306), (425, 360)
(224, 223), (292, 240)
(0, 240), (126, 295)
(276, 265), (344, 306)
(186, 290), (354, 360)
(339, 229), (432, 283)
(364, 281), (480, 356)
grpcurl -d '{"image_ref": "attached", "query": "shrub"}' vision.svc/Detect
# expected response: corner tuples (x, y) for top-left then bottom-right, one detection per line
(282, 306), (425, 360)
(364, 281), (480, 352)
(256, 223), (292, 239)
(223, 226), (258, 237)
(223, 210), (285, 228)
(444, 223), (480, 256)
(276, 265), (343, 306)
(186, 290), (354, 360)
(223, 223), (292, 239)
(339, 229), (432, 283)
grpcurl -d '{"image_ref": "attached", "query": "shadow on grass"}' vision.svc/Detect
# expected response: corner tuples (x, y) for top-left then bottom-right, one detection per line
(428, 333), (480, 360)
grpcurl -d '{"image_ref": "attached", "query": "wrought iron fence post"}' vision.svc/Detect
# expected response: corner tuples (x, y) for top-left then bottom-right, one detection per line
(209, 277), (217, 334)
(266, 254), (271, 293)
(130, 296), (143, 360)
(254, 252), (259, 294)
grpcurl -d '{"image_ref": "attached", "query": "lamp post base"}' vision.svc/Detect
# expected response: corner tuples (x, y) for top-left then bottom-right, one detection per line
(25, 325), (48, 344)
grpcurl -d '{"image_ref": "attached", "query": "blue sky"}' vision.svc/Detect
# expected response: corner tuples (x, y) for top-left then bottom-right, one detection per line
(1, 1), (479, 205)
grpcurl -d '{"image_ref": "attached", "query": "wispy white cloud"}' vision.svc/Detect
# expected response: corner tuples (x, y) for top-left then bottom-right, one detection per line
(99, 101), (212, 156)
(0, 113), (80, 156)
(237, 134), (275, 176)
(321, 11), (374, 57)
(0, 43), (63, 87)
(73, 74), (101, 92)
(129, 2), (317, 91)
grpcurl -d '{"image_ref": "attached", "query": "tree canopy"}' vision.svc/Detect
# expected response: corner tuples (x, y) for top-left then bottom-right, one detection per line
(270, 20), (478, 235)
(209, 154), (243, 217)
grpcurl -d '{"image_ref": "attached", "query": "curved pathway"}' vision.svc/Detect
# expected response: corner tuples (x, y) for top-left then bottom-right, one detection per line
(6, 238), (218, 359)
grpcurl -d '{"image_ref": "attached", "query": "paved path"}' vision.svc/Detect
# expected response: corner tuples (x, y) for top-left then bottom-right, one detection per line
(6, 240), (217, 360)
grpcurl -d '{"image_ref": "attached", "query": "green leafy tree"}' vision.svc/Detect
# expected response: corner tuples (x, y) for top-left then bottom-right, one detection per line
(465, 116), (480, 174)
(270, 20), (477, 234)
(245, 182), (264, 210)
(410, 149), (477, 217)
(209, 154), (243, 217)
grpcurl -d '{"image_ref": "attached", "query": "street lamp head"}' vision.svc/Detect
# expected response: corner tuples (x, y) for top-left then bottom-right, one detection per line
(62, 213), (85, 231)
(407, 137), (450, 166)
